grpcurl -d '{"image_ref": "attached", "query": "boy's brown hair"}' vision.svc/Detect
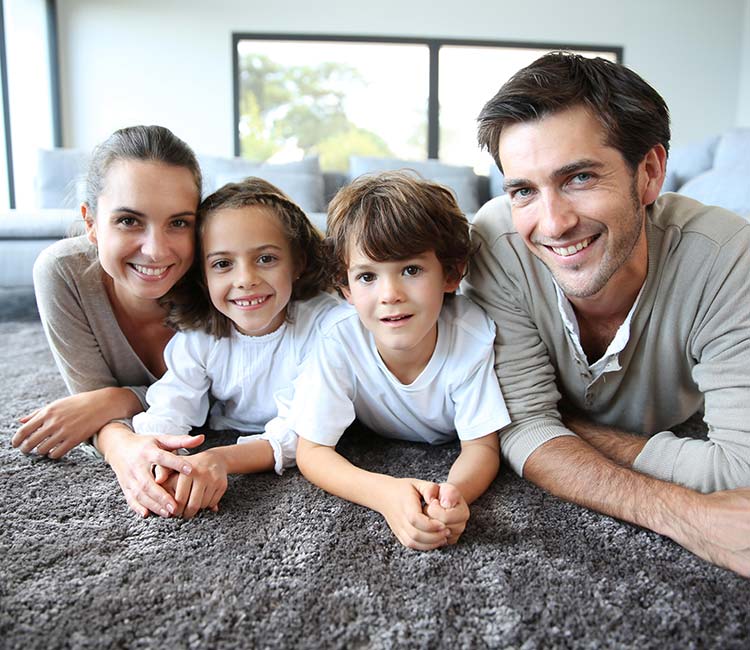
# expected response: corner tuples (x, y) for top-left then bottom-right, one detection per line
(164, 176), (331, 338)
(326, 170), (475, 291)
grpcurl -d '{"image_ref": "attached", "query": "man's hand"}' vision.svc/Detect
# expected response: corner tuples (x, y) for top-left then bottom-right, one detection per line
(670, 487), (750, 578)
(171, 448), (229, 518)
(424, 482), (470, 545)
(377, 478), (451, 551)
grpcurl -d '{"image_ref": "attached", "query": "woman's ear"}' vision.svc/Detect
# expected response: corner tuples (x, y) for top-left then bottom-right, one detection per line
(81, 203), (97, 245)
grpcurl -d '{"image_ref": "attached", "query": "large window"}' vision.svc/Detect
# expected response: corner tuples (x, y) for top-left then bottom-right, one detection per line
(233, 35), (621, 173)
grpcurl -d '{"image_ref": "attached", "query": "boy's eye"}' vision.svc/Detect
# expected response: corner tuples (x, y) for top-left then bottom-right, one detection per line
(403, 265), (422, 277)
(356, 272), (375, 284)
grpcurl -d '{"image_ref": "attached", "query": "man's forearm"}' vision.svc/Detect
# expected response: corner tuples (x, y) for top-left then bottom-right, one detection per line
(562, 414), (647, 467)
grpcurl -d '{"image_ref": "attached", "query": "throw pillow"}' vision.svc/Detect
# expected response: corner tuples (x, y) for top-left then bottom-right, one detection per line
(678, 169), (750, 219)
(35, 148), (89, 209)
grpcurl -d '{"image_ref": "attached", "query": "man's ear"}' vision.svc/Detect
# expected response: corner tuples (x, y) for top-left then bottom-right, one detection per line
(638, 144), (667, 206)
(81, 203), (97, 245)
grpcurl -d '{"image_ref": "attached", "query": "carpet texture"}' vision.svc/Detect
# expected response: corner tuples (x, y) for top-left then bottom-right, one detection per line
(1, 310), (748, 649)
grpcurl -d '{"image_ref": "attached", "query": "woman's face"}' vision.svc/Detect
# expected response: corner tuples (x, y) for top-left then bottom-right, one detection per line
(84, 160), (199, 302)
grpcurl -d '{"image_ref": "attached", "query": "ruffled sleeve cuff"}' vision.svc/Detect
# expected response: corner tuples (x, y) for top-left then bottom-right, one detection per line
(237, 428), (298, 475)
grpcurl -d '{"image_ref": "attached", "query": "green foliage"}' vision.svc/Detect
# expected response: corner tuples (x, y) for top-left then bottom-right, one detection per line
(238, 53), (393, 168)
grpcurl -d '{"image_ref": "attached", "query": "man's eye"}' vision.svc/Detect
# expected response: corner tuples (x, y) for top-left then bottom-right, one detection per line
(572, 172), (593, 184)
(511, 188), (533, 200)
(403, 265), (422, 277)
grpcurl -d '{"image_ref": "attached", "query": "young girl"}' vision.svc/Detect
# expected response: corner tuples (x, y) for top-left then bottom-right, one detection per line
(132, 177), (337, 518)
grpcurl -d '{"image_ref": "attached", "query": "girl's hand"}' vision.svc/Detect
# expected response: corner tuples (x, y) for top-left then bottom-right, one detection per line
(12, 388), (141, 458)
(424, 482), (470, 545)
(378, 478), (451, 551)
(172, 449), (229, 518)
(99, 424), (203, 518)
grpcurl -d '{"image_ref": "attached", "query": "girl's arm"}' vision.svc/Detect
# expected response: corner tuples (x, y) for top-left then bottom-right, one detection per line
(296, 437), (451, 550)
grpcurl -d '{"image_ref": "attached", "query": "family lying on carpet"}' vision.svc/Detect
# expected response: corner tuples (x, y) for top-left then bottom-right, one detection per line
(10, 53), (750, 576)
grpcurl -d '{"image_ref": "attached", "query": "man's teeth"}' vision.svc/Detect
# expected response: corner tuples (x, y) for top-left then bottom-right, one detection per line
(133, 264), (168, 276)
(233, 297), (267, 307)
(551, 237), (593, 257)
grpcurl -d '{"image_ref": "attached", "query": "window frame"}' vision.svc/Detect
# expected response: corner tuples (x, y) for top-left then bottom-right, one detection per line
(231, 33), (623, 160)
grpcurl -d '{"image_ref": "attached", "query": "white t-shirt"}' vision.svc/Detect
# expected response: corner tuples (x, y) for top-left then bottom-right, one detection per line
(132, 292), (339, 472)
(290, 295), (510, 447)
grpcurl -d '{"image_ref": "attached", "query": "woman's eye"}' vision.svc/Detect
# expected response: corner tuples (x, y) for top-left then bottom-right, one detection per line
(171, 218), (192, 229)
(403, 265), (422, 277)
(116, 216), (139, 227)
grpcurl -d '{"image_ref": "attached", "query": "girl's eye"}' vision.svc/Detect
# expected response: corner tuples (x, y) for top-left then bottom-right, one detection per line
(211, 260), (231, 270)
(258, 254), (278, 265)
(403, 265), (422, 277)
(357, 272), (375, 284)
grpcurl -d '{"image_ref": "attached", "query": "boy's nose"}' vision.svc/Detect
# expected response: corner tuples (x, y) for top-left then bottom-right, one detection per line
(379, 277), (404, 303)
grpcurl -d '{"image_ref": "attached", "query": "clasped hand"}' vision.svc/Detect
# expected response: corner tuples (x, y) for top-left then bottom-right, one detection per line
(380, 478), (469, 550)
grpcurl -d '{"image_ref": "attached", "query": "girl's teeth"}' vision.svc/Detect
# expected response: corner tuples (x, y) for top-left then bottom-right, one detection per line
(134, 264), (168, 276)
(552, 237), (592, 257)
(234, 297), (266, 307)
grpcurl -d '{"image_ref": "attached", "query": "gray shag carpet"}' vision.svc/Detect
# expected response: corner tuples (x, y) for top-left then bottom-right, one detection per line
(1, 291), (748, 649)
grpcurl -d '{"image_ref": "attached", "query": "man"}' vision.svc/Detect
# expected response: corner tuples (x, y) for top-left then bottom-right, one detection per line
(463, 52), (750, 576)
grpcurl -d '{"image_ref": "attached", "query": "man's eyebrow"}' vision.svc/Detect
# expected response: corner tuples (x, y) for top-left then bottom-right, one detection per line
(502, 159), (604, 193)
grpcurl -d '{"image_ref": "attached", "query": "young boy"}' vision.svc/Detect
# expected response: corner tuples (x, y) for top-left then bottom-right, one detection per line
(292, 171), (510, 550)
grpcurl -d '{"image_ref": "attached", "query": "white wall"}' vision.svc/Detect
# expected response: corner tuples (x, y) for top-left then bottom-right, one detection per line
(738, 0), (750, 126)
(57, 0), (747, 157)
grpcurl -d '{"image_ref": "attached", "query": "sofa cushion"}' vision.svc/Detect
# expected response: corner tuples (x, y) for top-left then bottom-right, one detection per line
(213, 170), (325, 216)
(35, 149), (89, 209)
(664, 135), (720, 191)
(677, 169), (750, 218)
(348, 156), (480, 214)
(200, 155), (325, 212)
(713, 128), (750, 170)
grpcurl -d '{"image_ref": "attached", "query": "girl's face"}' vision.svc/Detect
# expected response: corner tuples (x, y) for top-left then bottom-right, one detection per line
(202, 205), (298, 337)
(84, 160), (198, 303)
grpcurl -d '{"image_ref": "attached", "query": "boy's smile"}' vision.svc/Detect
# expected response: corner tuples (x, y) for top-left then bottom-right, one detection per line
(343, 246), (459, 384)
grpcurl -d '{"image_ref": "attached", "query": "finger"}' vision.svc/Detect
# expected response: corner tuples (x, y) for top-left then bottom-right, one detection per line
(125, 482), (169, 519)
(156, 434), (205, 452)
(184, 482), (206, 519)
(48, 438), (79, 460)
(409, 509), (449, 534)
(12, 419), (46, 451)
(124, 494), (149, 518)
(35, 432), (67, 457)
(414, 480), (440, 505)
(207, 485), (225, 510)
(151, 449), (194, 476)
(438, 483), (462, 509)
(398, 527), (450, 551)
(174, 475), (192, 516)
(153, 465), (171, 485)
(134, 470), (178, 517)
(17, 409), (39, 424)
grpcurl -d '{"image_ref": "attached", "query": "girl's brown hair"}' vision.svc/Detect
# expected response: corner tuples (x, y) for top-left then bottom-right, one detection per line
(164, 177), (330, 338)
(326, 170), (475, 291)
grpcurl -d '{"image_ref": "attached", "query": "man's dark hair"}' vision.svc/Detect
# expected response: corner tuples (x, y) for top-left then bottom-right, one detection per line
(477, 51), (670, 172)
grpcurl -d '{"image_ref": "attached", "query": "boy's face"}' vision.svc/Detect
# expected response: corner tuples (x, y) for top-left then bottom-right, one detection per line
(342, 244), (459, 376)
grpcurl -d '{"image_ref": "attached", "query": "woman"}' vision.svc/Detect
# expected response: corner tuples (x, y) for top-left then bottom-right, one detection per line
(12, 125), (203, 518)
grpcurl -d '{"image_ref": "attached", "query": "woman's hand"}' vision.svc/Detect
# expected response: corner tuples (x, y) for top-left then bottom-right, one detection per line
(12, 387), (142, 458)
(97, 423), (204, 518)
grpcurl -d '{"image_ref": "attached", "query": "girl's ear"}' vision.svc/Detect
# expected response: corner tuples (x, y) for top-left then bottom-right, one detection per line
(81, 203), (97, 245)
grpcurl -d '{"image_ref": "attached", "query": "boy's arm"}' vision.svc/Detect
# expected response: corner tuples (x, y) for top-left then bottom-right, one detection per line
(426, 432), (500, 543)
(296, 437), (451, 550)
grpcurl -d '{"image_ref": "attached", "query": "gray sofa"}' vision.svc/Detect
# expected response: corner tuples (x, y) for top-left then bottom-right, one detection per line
(1, 129), (748, 288)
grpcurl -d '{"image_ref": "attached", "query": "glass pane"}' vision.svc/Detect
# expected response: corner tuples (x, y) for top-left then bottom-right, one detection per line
(439, 47), (618, 173)
(237, 40), (429, 171)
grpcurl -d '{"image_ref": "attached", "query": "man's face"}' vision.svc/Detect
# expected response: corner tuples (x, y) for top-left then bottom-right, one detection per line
(497, 105), (654, 302)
